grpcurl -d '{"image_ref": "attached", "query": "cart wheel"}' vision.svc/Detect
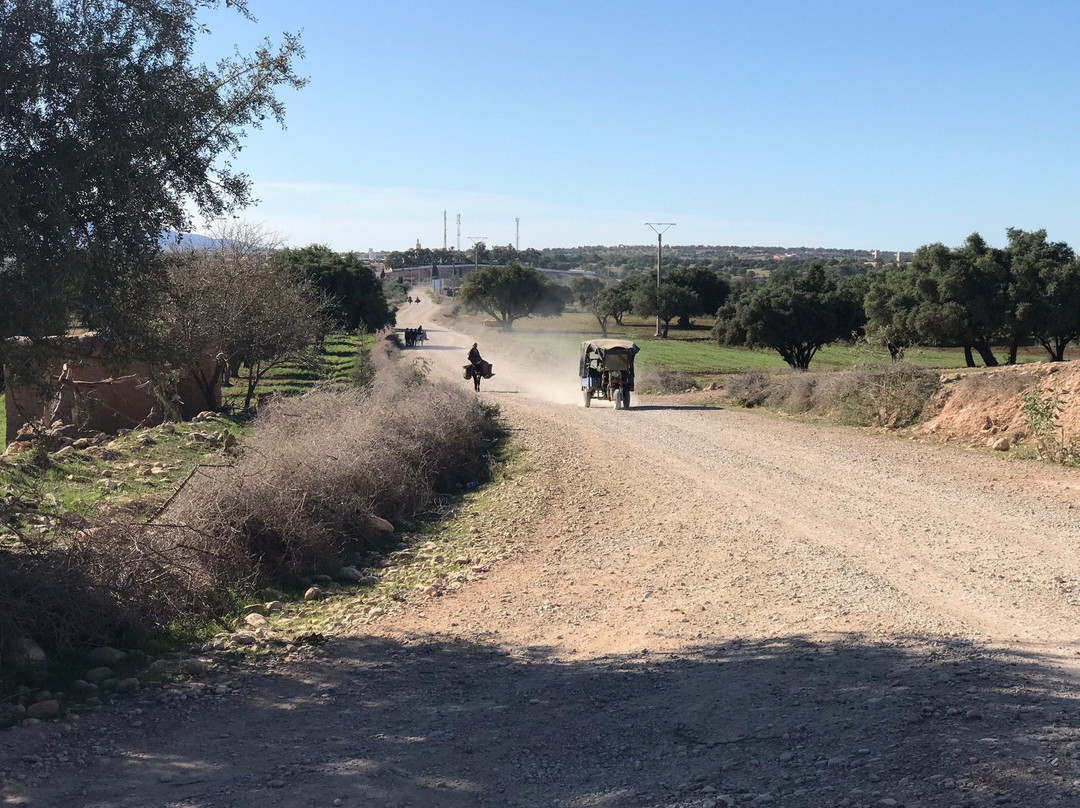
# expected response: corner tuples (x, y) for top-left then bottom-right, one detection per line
(614, 389), (623, 409)
(583, 389), (591, 408)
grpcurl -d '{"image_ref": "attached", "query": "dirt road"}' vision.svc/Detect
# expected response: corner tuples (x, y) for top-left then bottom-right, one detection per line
(5, 294), (1080, 807)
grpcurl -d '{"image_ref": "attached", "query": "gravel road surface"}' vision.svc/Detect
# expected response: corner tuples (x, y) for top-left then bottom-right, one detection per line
(4, 293), (1080, 808)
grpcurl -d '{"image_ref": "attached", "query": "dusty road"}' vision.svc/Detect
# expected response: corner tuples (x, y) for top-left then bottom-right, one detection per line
(5, 294), (1080, 807)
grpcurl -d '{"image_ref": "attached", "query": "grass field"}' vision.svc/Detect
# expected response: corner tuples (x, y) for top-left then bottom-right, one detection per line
(467, 308), (1066, 382)
(221, 332), (369, 410)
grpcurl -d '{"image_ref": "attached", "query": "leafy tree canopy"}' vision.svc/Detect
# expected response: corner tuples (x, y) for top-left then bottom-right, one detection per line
(0, 0), (306, 366)
(272, 245), (393, 332)
(714, 265), (864, 369)
(457, 262), (566, 328)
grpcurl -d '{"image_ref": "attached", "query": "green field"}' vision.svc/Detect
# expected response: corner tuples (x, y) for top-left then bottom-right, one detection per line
(469, 308), (1065, 382)
(221, 332), (369, 410)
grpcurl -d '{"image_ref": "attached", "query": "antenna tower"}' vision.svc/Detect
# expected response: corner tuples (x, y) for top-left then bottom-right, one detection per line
(443, 211), (447, 250)
(456, 214), (461, 251)
(515, 218), (520, 250)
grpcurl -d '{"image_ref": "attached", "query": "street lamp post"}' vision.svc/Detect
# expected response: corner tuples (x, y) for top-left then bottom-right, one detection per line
(645, 223), (675, 337)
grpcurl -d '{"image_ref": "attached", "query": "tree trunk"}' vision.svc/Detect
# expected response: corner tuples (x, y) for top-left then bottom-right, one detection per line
(1007, 339), (1019, 365)
(974, 341), (999, 367)
(963, 345), (976, 367)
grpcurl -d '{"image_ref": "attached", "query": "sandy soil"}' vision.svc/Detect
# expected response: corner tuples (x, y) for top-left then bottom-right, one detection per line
(5, 294), (1080, 808)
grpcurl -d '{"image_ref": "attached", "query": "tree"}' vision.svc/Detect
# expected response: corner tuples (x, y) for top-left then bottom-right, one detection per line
(666, 266), (730, 328)
(457, 262), (565, 328)
(272, 245), (393, 332)
(160, 222), (327, 411)
(569, 276), (605, 306)
(907, 235), (1008, 367)
(1004, 228), (1080, 362)
(0, 0), (306, 370)
(631, 282), (699, 338)
(864, 265), (923, 360)
(714, 265), (863, 369)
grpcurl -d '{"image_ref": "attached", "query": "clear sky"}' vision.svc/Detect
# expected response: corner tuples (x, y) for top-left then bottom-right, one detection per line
(194, 1), (1080, 254)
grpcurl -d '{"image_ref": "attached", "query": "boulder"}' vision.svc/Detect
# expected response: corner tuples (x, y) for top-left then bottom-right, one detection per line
(338, 566), (366, 583)
(9, 636), (48, 673)
(369, 515), (394, 534)
(27, 700), (61, 720)
(87, 646), (128, 667)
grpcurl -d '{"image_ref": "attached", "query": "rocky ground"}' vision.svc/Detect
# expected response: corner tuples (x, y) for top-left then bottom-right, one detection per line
(4, 297), (1080, 807)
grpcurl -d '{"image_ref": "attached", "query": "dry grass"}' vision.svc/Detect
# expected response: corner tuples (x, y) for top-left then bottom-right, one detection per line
(0, 340), (499, 680)
(722, 364), (940, 428)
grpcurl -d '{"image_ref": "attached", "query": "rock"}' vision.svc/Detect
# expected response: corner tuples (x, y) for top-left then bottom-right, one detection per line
(1, 440), (33, 457)
(84, 667), (114, 684)
(26, 700), (61, 720)
(244, 603), (267, 615)
(9, 636), (48, 673)
(71, 680), (98, 695)
(221, 431), (238, 450)
(262, 588), (284, 601)
(369, 515), (395, 534)
(179, 658), (209, 675)
(338, 566), (366, 583)
(145, 659), (171, 676)
(72, 437), (92, 450)
(991, 437), (1011, 451)
(115, 677), (140, 693)
(231, 632), (257, 646)
(193, 410), (216, 422)
(87, 646), (128, 666)
(265, 600), (283, 614)
(304, 586), (324, 601)
(244, 612), (269, 629)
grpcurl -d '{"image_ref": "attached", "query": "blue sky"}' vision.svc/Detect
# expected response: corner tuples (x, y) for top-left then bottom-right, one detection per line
(195, 1), (1080, 253)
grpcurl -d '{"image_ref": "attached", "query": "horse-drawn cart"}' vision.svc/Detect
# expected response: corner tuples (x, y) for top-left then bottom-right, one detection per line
(580, 339), (639, 409)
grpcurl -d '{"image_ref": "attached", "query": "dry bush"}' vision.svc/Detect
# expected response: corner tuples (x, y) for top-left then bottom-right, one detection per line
(721, 372), (776, 407)
(723, 365), (939, 427)
(0, 344), (499, 677)
(636, 368), (698, 394)
(165, 351), (495, 584)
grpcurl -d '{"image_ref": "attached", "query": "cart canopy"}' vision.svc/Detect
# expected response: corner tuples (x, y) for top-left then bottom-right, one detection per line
(579, 339), (640, 377)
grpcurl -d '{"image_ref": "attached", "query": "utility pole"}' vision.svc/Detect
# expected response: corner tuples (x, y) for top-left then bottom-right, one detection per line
(515, 218), (520, 251)
(456, 214), (461, 251)
(645, 223), (675, 337)
(468, 235), (487, 276)
(443, 211), (447, 251)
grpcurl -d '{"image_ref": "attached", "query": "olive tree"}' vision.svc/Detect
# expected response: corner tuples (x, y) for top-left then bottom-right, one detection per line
(457, 262), (566, 328)
(0, 0), (307, 369)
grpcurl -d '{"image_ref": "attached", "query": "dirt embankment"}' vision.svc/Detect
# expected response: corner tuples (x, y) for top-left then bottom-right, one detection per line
(917, 361), (1080, 449)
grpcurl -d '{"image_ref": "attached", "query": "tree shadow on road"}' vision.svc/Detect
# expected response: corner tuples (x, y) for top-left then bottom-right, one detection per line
(7, 632), (1080, 807)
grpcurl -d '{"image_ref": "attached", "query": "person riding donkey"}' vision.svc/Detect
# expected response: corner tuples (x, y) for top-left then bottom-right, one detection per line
(467, 343), (484, 392)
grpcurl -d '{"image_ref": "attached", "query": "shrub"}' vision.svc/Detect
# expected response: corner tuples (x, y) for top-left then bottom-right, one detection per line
(165, 350), (497, 584)
(1022, 388), (1077, 464)
(0, 345), (500, 680)
(722, 364), (939, 427)
(636, 368), (698, 394)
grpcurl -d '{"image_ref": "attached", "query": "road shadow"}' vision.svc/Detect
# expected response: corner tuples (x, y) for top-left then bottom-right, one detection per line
(8, 632), (1080, 807)
(622, 404), (720, 412)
